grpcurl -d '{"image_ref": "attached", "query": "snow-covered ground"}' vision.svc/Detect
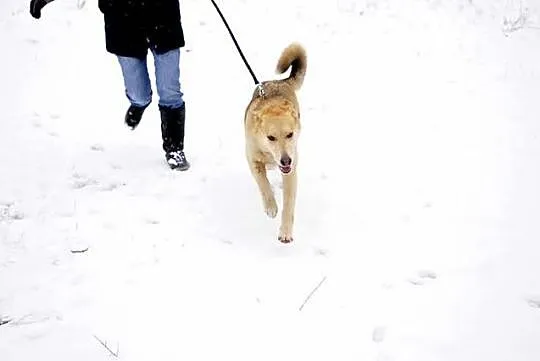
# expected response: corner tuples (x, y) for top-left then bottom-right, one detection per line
(1, 0), (540, 360)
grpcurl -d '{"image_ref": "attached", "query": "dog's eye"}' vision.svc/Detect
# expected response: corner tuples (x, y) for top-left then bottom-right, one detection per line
(267, 135), (277, 141)
(286, 132), (294, 139)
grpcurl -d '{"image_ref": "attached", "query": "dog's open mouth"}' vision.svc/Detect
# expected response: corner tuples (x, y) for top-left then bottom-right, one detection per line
(279, 165), (292, 174)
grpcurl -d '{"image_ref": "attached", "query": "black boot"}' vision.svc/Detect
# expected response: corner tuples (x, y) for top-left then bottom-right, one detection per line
(30, 0), (55, 19)
(160, 103), (190, 171)
(125, 104), (148, 130)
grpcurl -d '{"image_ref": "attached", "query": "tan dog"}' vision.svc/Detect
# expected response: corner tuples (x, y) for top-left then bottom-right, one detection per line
(244, 43), (307, 243)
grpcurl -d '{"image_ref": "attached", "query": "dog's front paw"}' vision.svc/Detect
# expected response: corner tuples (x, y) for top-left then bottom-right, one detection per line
(278, 227), (293, 243)
(263, 196), (278, 218)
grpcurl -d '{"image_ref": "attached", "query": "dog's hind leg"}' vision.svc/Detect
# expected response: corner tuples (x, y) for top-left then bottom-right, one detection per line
(248, 161), (278, 218)
(279, 171), (297, 243)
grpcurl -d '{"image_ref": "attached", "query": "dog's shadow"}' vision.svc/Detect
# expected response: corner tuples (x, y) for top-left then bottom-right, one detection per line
(198, 168), (279, 251)
(198, 165), (329, 257)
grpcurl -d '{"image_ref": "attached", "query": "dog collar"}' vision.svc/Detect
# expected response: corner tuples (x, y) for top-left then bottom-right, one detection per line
(256, 83), (266, 98)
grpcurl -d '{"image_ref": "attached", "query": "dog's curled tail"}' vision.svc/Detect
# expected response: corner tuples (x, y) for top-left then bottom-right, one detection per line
(276, 42), (307, 90)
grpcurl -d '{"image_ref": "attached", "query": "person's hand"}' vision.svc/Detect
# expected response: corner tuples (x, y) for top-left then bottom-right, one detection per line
(30, 0), (52, 19)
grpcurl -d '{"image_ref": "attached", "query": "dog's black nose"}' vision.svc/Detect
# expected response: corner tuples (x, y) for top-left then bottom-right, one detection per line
(280, 155), (292, 167)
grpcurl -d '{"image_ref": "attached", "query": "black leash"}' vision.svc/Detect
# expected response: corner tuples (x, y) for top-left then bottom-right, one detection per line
(210, 0), (264, 94)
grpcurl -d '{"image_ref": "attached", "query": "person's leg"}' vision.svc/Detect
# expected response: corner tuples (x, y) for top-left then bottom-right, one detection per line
(152, 48), (190, 171)
(153, 48), (184, 109)
(117, 55), (153, 129)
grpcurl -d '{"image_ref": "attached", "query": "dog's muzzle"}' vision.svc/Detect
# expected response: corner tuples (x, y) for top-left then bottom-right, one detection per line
(279, 155), (293, 174)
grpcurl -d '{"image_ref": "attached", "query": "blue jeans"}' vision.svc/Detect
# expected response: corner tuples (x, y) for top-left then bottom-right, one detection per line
(117, 48), (184, 109)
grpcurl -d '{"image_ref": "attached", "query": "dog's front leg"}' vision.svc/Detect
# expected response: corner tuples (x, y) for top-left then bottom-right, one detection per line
(248, 161), (278, 218)
(279, 170), (297, 243)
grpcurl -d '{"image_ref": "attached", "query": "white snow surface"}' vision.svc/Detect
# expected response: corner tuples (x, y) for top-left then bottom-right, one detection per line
(1, 0), (540, 360)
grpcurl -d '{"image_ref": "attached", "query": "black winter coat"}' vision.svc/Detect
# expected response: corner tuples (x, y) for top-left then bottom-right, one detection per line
(98, 0), (185, 58)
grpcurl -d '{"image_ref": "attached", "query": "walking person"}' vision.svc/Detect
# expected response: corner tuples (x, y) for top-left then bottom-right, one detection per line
(30, 0), (190, 170)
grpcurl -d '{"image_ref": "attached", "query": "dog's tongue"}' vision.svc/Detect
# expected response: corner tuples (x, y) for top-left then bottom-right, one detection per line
(280, 166), (292, 174)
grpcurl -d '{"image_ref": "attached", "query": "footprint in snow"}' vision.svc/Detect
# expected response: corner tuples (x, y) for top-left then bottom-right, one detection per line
(144, 218), (160, 225)
(408, 270), (437, 286)
(90, 144), (105, 152)
(11, 9), (24, 16)
(527, 298), (540, 309)
(418, 270), (437, 279)
(0, 204), (25, 222)
(99, 182), (125, 192)
(71, 173), (99, 190)
(25, 38), (39, 45)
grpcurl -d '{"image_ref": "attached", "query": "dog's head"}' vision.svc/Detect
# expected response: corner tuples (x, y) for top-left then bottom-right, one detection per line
(256, 101), (300, 175)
